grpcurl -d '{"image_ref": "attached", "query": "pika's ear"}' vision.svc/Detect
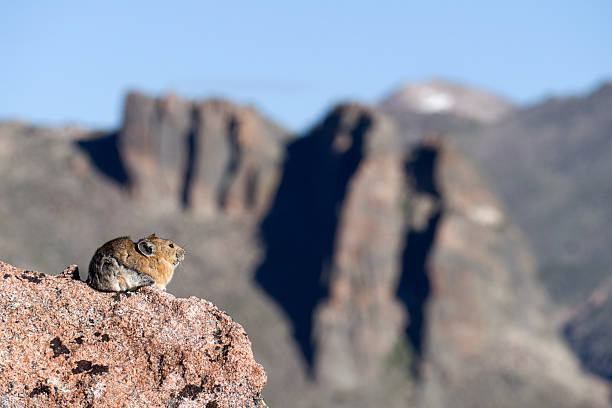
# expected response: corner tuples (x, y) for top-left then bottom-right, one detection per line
(137, 239), (156, 257)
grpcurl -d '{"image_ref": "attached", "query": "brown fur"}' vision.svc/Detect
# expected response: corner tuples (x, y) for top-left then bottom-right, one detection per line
(87, 234), (185, 291)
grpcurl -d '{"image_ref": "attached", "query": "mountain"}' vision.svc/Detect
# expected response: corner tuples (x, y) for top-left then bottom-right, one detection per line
(564, 275), (612, 381)
(380, 79), (612, 385)
(380, 80), (515, 123)
(383, 80), (612, 307)
(379, 80), (515, 145)
(465, 82), (612, 307)
(412, 137), (607, 408)
(0, 91), (609, 407)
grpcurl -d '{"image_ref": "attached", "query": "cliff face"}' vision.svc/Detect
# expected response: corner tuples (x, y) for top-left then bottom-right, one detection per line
(380, 81), (612, 389)
(118, 92), (289, 216)
(463, 83), (612, 307)
(254, 104), (609, 407)
(0, 91), (609, 408)
(415, 139), (608, 408)
(458, 83), (612, 387)
(564, 276), (612, 381)
(0, 261), (266, 408)
(381, 82), (612, 308)
(311, 106), (406, 391)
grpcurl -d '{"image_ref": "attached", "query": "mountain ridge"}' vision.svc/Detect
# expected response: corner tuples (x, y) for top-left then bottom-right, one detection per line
(0, 86), (610, 407)
(379, 79), (515, 123)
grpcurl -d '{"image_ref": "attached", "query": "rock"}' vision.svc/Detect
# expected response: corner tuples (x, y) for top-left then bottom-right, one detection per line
(255, 104), (413, 407)
(312, 105), (406, 391)
(564, 276), (612, 380)
(380, 81), (612, 388)
(461, 82), (612, 307)
(0, 261), (266, 408)
(413, 139), (610, 408)
(255, 104), (610, 408)
(120, 92), (289, 217)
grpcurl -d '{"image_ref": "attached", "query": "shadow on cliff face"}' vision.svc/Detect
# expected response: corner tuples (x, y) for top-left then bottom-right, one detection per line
(76, 132), (130, 186)
(181, 107), (200, 209)
(255, 110), (370, 372)
(218, 116), (242, 209)
(562, 296), (612, 382)
(397, 143), (442, 376)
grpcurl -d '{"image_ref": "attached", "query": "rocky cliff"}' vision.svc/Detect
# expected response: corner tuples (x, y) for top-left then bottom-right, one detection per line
(254, 104), (609, 407)
(88, 92), (289, 217)
(381, 82), (612, 308)
(312, 105), (405, 394)
(414, 138), (608, 408)
(380, 81), (612, 390)
(0, 90), (609, 408)
(459, 83), (612, 386)
(0, 261), (266, 408)
(463, 82), (612, 307)
(564, 276), (612, 381)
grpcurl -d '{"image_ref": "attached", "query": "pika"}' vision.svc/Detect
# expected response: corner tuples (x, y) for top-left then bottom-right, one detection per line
(87, 234), (185, 292)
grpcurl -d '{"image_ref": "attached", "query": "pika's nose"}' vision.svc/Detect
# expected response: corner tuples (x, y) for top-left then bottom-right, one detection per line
(176, 248), (185, 262)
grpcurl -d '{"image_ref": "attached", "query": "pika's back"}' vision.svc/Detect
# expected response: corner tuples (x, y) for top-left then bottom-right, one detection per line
(93, 236), (136, 262)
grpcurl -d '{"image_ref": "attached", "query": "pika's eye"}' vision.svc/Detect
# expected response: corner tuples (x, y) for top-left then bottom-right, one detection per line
(169, 244), (174, 248)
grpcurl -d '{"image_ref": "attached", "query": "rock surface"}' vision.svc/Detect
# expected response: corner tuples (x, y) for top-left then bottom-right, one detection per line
(254, 105), (413, 407)
(564, 276), (612, 381)
(416, 139), (609, 408)
(0, 261), (266, 408)
(381, 81), (612, 390)
(120, 92), (289, 217)
(255, 104), (610, 408)
(312, 105), (406, 391)
(463, 82), (612, 306)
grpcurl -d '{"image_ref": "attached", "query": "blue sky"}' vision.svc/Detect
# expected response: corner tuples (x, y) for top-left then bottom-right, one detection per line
(1, 1), (611, 131)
